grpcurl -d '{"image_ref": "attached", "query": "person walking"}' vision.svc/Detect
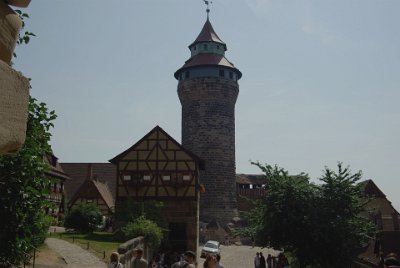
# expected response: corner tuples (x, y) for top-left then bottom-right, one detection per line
(171, 251), (196, 268)
(216, 253), (224, 268)
(254, 252), (261, 268)
(131, 248), (147, 268)
(266, 254), (272, 268)
(260, 252), (266, 268)
(203, 254), (217, 268)
(108, 252), (123, 268)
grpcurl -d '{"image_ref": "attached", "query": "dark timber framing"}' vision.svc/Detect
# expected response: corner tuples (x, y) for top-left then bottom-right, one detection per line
(109, 125), (202, 254)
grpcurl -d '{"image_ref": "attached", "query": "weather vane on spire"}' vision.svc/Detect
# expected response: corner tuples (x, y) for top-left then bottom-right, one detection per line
(203, 0), (212, 19)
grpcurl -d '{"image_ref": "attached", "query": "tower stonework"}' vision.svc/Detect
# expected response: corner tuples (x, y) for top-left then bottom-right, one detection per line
(174, 18), (242, 225)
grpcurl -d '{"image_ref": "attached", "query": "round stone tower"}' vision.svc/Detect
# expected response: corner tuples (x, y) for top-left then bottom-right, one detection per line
(174, 17), (242, 225)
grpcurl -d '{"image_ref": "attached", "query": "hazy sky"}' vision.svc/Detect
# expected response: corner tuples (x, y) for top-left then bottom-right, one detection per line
(13, 1), (400, 209)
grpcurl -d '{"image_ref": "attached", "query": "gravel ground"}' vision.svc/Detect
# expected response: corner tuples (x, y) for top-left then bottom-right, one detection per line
(32, 236), (279, 268)
(44, 238), (106, 268)
(197, 244), (280, 268)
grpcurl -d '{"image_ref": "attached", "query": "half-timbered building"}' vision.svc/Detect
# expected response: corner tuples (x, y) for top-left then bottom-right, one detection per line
(67, 164), (115, 219)
(353, 180), (400, 267)
(44, 152), (70, 219)
(109, 126), (203, 253)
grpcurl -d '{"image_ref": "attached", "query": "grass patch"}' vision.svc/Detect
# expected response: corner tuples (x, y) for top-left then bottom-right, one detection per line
(52, 231), (120, 261)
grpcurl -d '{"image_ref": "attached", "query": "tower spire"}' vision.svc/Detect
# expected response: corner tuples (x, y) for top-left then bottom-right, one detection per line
(203, 0), (212, 19)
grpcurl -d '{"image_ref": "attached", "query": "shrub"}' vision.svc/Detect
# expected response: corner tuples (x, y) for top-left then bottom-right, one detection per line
(64, 203), (102, 232)
(121, 216), (163, 248)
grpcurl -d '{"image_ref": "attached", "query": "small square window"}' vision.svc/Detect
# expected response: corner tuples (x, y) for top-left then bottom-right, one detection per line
(162, 175), (171, 181)
(143, 175), (151, 181)
(216, 45), (220, 49)
(123, 175), (131, 181)
(183, 175), (191, 181)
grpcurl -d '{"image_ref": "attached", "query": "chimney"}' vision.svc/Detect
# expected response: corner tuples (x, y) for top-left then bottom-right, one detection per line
(87, 163), (92, 180)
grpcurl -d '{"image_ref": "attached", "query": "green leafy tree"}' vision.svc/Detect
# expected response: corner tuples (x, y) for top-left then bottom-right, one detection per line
(0, 97), (57, 267)
(115, 198), (166, 229)
(64, 203), (103, 232)
(313, 164), (375, 267)
(240, 162), (375, 268)
(121, 216), (163, 248)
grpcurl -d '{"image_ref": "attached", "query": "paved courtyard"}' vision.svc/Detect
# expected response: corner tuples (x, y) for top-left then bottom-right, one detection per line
(197, 244), (280, 268)
(30, 235), (280, 267)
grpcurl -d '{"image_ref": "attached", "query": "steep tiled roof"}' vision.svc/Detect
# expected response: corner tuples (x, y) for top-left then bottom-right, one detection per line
(68, 177), (115, 212)
(181, 53), (236, 69)
(236, 174), (265, 185)
(61, 163), (116, 202)
(189, 18), (226, 48)
(109, 125), (204, 166)
(361, 179), (386, 198)
(356, 180), (400, 266)
(44, 153), (70, 181)
(92, 179), (115, 210)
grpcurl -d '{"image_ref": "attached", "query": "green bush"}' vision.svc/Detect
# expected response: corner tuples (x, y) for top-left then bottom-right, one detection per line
(114, 198), (166, 228)
(64, 203), (102, 232)
(121, 216), (163, 248)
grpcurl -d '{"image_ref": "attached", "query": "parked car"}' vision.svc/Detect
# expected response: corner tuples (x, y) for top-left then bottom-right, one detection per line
(201, 240), (221, 258)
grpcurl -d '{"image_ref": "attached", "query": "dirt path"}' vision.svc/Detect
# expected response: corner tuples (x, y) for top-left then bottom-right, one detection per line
(31, 238), (106, 268)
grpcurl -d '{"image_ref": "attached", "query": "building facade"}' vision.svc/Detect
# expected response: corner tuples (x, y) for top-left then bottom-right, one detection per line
(44, 153), (70, 219)
(175, 17), (242, 225)
(109, 126), (202, 253)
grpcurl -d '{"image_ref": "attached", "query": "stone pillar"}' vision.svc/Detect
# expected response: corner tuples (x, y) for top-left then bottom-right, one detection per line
(0, 0), (31, 154)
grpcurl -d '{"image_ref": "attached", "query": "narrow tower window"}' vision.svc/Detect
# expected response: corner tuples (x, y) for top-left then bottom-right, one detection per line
(185, 71), (190, 79)
(229, 72), (233, 79)
(219, 70), (225, 77)
(204, 44), (208, 51)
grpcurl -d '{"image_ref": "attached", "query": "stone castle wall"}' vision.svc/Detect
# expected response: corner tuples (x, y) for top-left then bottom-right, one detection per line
(178, 77), (239, 225)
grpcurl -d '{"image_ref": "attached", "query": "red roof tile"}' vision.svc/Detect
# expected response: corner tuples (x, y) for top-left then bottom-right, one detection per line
(181, 53), (236, 69)
(61, 163), (116, 202)
(190, 19), (226, 49)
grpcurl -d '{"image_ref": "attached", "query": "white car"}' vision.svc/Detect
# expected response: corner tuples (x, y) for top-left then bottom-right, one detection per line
(201, 240), (221, 258)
